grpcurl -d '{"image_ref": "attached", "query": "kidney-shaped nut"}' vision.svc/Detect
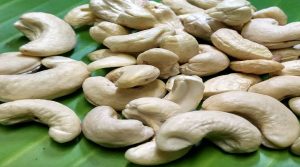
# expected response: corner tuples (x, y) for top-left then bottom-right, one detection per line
(0, 52), (41, 75)
(64, 4), (96, 28)
(90, 0), (156, 30)
(202, 91), (300, 148)
(164, 75), (204, 112)
(187, 0), (223, 9)
(14, 12), (76, 57)
(160, 32), (199, 63)
(180, 44), (230, 76)
(273, 60), (300, 76)
(272, 48), (300, 62)
(241, 18), (300, 49)
(82, 106), (154, 148)
(87, 49), (136, 72)
(162, 0), (204, 15)
(0, 57), (89, 102)
(0, 99), (81, 143)
(89, 21), (128, 43)
(249, 76), (300, 100)
(288, 97), (300, 116)
(291, 137), (300, 156)
(145, 1), (183, 30)
(125, 140), (191, 165)
(156, 111), (262, 153)
(104, 26), (174, 53)
(205, 0), (254, 26)
(253, 7), (287, 25)
(123, 97), (182, 131)
(82, 76), (166, 110)
(230, 59), (284, 75)
(204, 73), (261, 98)
(211, 28), (273, 60)
(137, 48), (180, 79)
(105, 65), (160, 88)
(180, 12), (227, 40)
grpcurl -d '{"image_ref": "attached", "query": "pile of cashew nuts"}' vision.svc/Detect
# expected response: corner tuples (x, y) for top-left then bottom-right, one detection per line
(1, 0), (300, 165)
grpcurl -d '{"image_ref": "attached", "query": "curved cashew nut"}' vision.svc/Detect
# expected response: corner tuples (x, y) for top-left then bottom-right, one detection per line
(272, 48), (300, 62)
(82, 106), (154, 148)
(241, 18), (300, 49)
(64, 4), (96, 28)
(164, 75), (204, 112)
(89, 21), (128, 43)
(253, 7), (287, 25)
(291, 137), (300, 156)
(180, 44), (230, 76)
(204, 73), (261, 97)
(125, 140), (191, 165)
(82, 76), (166, 110)
(87, 49), (136, 72)
(180, 12), (227, 40)
(0, 99), (81, 143)
(145, 1), (183, 30)
(187, 0), (223, 9)
(288, 97), (300, 116)
(0, 57), (90, 102)
(160, 31), (199, 63)
(137, 48), (180, 79)
(211, 28), (273, 60)
(0, 52), (41, 75)
(14, 12), (76, 57)
(162, 0), (204, 15)
(105, 65), (160, 88)
(273, 60), (300, 76)
(90, 0), (156, 30)
(156, 111), (262, 153)
(205, 0), (254, 26)
(104, 26), (174, 53)
(249, 76), (300, 100)
(202, 91), (300, 148)
(230, 59), (284, 75)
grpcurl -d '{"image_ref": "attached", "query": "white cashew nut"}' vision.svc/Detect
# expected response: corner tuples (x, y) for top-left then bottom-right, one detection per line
(187, 0), (223, 9)
(253, 6), (287, 25)
(0, 99), (81, 143)
(273, 60), (300, 76)
(14, 12), (76, 57)
(64, 4), (96, 28)
(288, 97), (300, 116)
(272, 48), (300, 62)
(162, 0), (204, 15)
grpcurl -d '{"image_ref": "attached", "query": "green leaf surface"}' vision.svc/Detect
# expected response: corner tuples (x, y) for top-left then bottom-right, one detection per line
(0, 0), (299, 167)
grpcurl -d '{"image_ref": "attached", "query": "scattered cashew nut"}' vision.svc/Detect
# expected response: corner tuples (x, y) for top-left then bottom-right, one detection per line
(253, 6), (287, 25)
(288, 97), (300, 116)
(273, 60), (300, 76)
(272, 48), (300, 62)
(162, 0), (204, 15)
(64, 4), (96, 28)
(187, 0), (223, 9)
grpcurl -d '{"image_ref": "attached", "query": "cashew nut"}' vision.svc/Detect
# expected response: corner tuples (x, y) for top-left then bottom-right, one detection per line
(64, 4), (96, 28)
(288, 97), (300, 116)
(0, 99), (81, 143)
(241, 18), (300, 49)
(272, 48), (300, 62)
(105, 65), (160, 88)
(187, 0), (223, 9)
(82, 76), (166, 110)
(180, 44), (230, 76)
(89, 21), (128, 43)
(87, 49), (136, 72)
(180, 12), (227, 40)
(14, 12), (76, 57)
(204, 73), (261, 97)
(273, 60), (300, 76)
(164, 75), (204, 112)
(103, 26), (174, 53)
(230, 59), (284, 75)
(160, 31), (199, 63)
(291, 137), (300, 156)
(156, 111), (262, 153)
(89, 0), (156, 30)
(82, 106), (154, 148)
(202, 91), (300, 148)
(162, 0), (204, 15)
(0, 52), (41, 75)
(205, 0), (254, 26)
(137, 48), (180, 79)
(249, 76), (300, 100)
(211, 28), (273, 60)
(0, 57), (89, 102)
(253, 7), (287, 25)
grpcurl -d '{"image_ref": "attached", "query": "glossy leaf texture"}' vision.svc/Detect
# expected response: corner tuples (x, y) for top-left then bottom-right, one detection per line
(0, 0), (300, 167)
